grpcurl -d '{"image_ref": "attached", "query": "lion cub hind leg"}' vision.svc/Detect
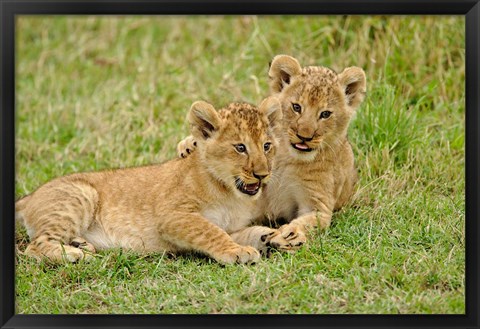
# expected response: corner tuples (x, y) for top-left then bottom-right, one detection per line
(25, 241), (91, 263)
(160, 213), (260, 265)
(70, 237), (96, 253)
(21, 179), (99, 263)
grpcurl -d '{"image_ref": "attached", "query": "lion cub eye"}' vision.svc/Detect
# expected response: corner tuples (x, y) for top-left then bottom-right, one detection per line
(234, 144), (247, 153)
(292, 103), (302, 113)
(320, 111), (332, 119)
(263, 142), (272, 152)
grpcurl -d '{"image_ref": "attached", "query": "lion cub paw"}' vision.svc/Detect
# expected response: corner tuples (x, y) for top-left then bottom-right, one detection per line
(25, 244), (91, 263)
(70, 237), (96, 253)
(262, 228), (304, 253)
(215, 245), (260, 265)
(70, 237), (96, 261)
(62, 245), (93, 262)
(177, 136), (197, 158)
(278, 224), (307, 249)
(260, 230), (292, 253)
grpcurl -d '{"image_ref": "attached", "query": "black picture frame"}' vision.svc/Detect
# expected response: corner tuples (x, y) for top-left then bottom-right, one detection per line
(1, 1), (478, 328)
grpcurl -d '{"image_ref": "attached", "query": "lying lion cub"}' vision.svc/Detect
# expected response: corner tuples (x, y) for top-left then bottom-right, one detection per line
(16, 98), (287, 264)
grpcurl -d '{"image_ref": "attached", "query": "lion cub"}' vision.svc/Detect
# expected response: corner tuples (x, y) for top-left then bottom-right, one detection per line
(16, 98), (284, 264)
(264, 55), (367, 245)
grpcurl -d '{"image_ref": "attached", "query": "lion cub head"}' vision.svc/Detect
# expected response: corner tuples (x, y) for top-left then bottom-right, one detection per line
(187, 97), (282, 199)
(268, 55), (366, 161)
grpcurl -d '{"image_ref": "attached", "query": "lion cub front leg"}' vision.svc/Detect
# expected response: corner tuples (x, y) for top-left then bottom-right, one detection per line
(160, 213), (260, 265)
(230, 226), (298, 255)
(177, 135), (197, 158)
(279, 202), (333, 248)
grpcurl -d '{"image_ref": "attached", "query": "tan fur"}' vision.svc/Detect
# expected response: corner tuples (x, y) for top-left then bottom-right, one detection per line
(264, 55), (366, 244)
(176, 55), (366, 249)
(16, 98), (292, 264)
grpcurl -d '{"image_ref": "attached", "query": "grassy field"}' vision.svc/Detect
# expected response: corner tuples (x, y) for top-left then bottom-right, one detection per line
(15, 16), (465, 314)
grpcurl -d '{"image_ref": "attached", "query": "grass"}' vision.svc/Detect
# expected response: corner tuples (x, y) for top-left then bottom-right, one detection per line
(15, 16), (465, 314)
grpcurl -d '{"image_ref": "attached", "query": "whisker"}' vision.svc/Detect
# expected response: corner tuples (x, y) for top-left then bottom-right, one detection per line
(322, 140), (337, 156)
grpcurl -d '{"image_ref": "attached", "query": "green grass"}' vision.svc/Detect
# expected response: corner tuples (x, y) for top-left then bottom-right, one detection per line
(15, 16), (465, 314)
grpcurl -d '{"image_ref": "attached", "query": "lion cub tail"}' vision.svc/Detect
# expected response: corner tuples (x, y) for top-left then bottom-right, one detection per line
(15, 194), (31, 227)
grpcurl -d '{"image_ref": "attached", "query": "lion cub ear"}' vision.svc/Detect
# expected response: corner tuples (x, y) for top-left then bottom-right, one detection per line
(187, 101), (221, 140)
(258, 96), (283, 131)
(338, 67), (367, 110)
(268, 55), (302, 93)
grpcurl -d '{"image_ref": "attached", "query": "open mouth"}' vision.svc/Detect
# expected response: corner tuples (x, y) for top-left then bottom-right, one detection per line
(235, 178), (261, 196)
(291, 142), (313, 152)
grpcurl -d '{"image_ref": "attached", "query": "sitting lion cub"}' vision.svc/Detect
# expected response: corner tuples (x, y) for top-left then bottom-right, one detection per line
(16, 98), (285, 264)
(263, 55), (367, 246)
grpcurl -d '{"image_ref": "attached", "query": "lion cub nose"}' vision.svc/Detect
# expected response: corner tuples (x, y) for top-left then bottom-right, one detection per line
(296, 133), (313, 142)
(253, 172), (268, 181)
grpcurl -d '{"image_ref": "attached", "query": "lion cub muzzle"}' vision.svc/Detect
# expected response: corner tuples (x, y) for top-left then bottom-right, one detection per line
(235, 177), (261, 196)
(290, 129), (323, 153)
(291, 133), (315, 152)
(234, 151), (272, 196)
(235, 170), (269, 196)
